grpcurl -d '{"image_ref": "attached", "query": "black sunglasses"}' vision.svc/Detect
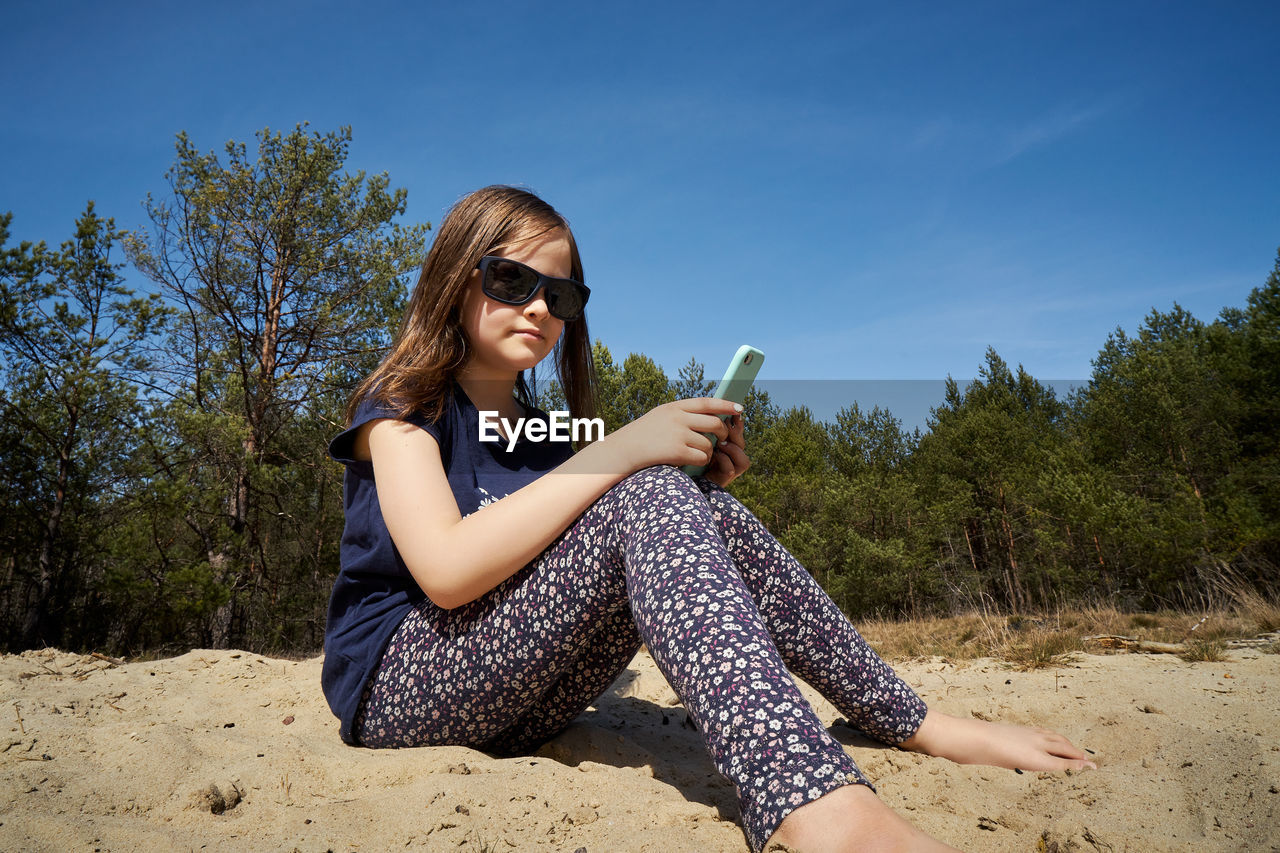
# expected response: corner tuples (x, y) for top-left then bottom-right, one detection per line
(476, 256), (591, 322)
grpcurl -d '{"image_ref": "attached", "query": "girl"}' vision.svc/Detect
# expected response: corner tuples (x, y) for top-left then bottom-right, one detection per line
(322, 185), (1095, 853)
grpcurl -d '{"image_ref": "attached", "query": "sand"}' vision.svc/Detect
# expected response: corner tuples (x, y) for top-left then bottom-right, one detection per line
(2, 645), (1277, 852)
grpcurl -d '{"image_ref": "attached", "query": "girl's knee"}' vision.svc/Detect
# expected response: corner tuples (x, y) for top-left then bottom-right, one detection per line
(619, 464), (701, 494)
(617, 469), (750, 538)
(609, 465), (715, 523)
(702, 483), (751, 528)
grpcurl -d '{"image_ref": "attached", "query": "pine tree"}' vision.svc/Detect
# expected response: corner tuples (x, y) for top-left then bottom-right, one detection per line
(0, 205), (169, 648)
(126, 125), (429, 648)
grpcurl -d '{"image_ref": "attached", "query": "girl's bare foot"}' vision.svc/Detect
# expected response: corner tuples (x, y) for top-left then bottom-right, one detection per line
(766, 783), (959, 853)
(765, 710), (1094, 851)
(900, 709), (1098, 771)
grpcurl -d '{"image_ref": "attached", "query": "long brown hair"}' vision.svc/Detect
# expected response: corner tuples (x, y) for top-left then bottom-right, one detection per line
(347, 185), (597, 424)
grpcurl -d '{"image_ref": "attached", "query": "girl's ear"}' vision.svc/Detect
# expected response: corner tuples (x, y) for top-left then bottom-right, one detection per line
(460, 269), (480, 311)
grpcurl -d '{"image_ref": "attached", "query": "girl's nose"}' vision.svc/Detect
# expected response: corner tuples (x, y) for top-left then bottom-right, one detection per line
(524, 294), (550, 319)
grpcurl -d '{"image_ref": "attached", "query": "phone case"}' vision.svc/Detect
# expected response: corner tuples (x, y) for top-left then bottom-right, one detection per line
(682, 345), (765, 477)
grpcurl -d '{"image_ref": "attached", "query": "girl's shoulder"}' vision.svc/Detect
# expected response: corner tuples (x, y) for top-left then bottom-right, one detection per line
(330, 392), (454, 466)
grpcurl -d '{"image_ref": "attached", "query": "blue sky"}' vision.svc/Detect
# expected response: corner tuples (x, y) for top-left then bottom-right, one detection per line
(3, 1), (1278, 425)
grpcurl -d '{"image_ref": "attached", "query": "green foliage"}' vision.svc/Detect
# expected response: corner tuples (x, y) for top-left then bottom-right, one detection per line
(618, 353), (676, 424)
(1070, 284), (1279, 601)
(908, 350), (1071, 611)
(591, 341), (623, 433)
(672, 357), (713, 400)
(0, 204), (170, 648)
(591, 344), (676, 433)
(733, 404), (828, 531)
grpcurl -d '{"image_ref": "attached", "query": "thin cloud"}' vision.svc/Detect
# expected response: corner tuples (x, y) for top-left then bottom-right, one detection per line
(996, 99), (1116, 164)
(906, 93), (1127, 171)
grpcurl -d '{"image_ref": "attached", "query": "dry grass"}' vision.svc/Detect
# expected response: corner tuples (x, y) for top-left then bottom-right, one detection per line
(856, 611), (1086, 668)
(1179, 638), (1228, 662)
(1225, 582), (1280, 633)
(857, 591), (1279, 668)
(1003, 631), (1085, 670)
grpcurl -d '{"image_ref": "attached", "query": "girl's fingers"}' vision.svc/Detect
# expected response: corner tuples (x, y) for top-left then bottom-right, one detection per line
(1040, 730), (1087, 759)
(688, 431), (717, 460)
(678, 397), (743, 423)
(720, 440), (751, 474)
(1030, 735), (1096, 770)
(706, 441), (752, 488)
(711, 448), (734, 478)
(705, 448), (739, 488)
(1052, 742), (1089, 760)
(727, 413), (746, 444)
(686, 412), (732, 439)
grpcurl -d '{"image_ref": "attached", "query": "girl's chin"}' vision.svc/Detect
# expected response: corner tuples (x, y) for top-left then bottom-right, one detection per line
(508, 343), (553, 366)
(465, 339), (555, 375)
(498, 356), (549, 376)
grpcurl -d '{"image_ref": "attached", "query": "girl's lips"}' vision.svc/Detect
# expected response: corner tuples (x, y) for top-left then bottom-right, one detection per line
(514, 328), (543, 340)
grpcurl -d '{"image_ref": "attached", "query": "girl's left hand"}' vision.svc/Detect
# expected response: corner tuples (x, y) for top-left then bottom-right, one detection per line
(706, 413), (751, 488)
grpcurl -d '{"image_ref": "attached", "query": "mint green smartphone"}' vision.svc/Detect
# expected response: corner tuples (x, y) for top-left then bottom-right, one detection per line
(682, 344), (765, 477)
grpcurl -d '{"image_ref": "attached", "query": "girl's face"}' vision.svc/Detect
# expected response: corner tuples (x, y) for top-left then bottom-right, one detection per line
(459, 228), (571, 381)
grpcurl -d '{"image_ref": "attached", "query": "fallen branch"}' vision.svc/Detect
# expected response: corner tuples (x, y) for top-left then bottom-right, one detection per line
(1082, 635), (1186, 654)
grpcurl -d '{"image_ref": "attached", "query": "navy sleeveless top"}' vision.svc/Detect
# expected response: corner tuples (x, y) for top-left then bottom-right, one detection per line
(321, 384), (574, 744)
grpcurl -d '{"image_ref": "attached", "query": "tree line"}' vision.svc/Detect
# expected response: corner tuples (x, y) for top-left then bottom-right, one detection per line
(2, 125), (1277, 655)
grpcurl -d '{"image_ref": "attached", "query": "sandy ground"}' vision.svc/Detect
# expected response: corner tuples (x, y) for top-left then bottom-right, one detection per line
(2, 645), (1277, 852)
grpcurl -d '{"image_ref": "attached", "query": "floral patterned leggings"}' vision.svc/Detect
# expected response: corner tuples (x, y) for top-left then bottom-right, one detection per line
(356, 465), (928, 851)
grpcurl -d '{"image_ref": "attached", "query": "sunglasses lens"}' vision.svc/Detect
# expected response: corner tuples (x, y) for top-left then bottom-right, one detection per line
(546, 283), (586, 321)
(485, 259), (538, 302)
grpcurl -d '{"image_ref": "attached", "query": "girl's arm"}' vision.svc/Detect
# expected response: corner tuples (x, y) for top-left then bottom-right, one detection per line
(366, 397), (742, 609)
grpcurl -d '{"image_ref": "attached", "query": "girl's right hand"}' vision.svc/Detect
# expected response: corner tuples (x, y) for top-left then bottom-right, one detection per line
(602, 398), (741, 474)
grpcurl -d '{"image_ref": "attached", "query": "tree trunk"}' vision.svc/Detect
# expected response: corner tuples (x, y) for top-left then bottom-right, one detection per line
(209, 453), (252, 648)
(1093, 534), (1110, 592)
(997, 487), (1025, 613)
(962, 523), (979, 574)
(22, 407), (78, 648)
